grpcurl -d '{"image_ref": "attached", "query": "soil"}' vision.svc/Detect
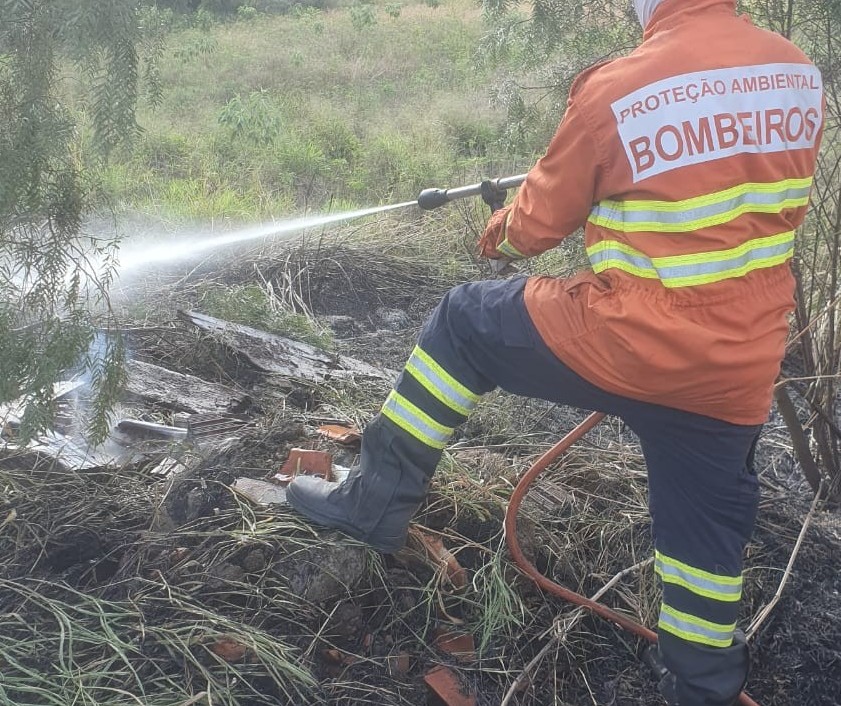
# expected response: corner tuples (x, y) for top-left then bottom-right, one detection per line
(1, 244), (840, 706)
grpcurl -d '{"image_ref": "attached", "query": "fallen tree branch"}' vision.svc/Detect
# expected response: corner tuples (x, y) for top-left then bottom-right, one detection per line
(773, 385), (824, 494)
(747, 480), (824, 640)
(500, 557), (653, 706)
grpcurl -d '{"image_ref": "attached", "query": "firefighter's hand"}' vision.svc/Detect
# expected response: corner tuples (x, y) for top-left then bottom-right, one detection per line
(480, 179), (507, 211)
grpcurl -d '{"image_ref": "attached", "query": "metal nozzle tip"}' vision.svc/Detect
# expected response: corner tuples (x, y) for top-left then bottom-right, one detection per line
(417, 188), (449, 210)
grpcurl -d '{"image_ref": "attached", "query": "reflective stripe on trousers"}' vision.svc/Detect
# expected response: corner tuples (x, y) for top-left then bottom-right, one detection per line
(655, 549), (743, 648)
(380, 345), (481, 450)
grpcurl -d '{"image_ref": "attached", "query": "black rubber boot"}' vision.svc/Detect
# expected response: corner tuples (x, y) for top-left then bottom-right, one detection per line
(286, 416), (440, 553)
(656, 630), (750, 706)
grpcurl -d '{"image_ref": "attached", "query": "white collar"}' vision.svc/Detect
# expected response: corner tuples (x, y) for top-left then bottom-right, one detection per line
(633, 0), (667, 28)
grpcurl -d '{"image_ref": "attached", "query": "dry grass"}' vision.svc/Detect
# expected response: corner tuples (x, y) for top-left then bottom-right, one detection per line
(2, 235), (841, 705)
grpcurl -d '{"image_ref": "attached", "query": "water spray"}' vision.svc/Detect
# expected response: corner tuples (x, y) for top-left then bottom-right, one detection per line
(116, 200), (416, 273)
(112, 174), (527, 274)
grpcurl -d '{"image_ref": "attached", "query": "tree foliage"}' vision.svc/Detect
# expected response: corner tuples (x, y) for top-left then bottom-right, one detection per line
(479, 0), (639, 151)
(0, 0), (158, 440)
(744, 0), (841, 497)
(483, 0), (841, 495)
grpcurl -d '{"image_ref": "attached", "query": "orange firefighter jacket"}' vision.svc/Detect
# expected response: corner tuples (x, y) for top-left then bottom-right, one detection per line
(480, 0), (824, 425)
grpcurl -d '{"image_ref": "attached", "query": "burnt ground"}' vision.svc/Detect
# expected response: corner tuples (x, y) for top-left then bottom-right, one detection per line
(1, 242), (840, 706)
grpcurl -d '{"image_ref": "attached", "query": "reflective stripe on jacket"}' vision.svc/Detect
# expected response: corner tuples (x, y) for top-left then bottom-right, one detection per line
(479, 0), (823, 424)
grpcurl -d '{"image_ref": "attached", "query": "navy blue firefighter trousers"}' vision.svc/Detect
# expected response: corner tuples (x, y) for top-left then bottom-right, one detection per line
(375, 277), (760, 706)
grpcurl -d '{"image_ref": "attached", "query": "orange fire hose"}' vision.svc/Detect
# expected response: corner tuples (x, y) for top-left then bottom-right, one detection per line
(503, 411), (761, 706)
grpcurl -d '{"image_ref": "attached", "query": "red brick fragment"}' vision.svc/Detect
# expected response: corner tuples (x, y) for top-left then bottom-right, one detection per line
(424, 665), (476, 706)
(405, 527), (468, 590)
(277, 448), (333, 482)
(207, 637), (249, 663)
(432, 628), (476, 663)
(386, 651), (412, 676)
(317, 424), (362, 445)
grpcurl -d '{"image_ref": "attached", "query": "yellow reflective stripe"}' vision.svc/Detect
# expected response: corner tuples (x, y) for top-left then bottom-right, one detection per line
(493, 209), (525, 258)
(587, 240), (660, 279)
(590, 197), (809, 233)
(497, 238), (525, 259)
(587, 231), (794, 288)
(588, 178), (813, 233)
(659, 604), (736, 648)
(600, 177), (813, 212)
(590, 178), (812, 224)
(381, 391), (453, 450)
(404, 346), (480, 417)
(664, 250), (792, 287)
(655, 551), (742, 602)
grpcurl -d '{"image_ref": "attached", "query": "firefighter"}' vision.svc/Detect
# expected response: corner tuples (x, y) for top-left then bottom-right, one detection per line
(287, 1), (824, 703)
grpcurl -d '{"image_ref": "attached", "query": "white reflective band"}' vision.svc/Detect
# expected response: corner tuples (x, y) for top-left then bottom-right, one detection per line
(589, 179), (813, 233)
(659, 604), (736, 648)
(655, 551), (742, 602)
(587, 231), (794, 287)
(404, 346), (480, 417)
(381, 390), (453, 450)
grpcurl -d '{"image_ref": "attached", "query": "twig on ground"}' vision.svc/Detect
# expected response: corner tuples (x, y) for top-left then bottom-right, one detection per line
(500, 557), (654, 706)
(747, 480), (825, 640)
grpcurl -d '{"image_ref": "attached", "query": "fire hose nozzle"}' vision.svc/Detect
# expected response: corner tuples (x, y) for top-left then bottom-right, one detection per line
(416, 173), (528, 211)
(417, 188), (451, 211)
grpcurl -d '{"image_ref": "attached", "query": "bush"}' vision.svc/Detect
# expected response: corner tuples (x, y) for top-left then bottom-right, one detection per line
(253, 0), (339, 13)
(443, 112), (498, 158)
(236, 4), (259, 20)
(172, 32), (218, 64)
(359, 132), (448, 201)
(136, 131), (194, 178)
(309, 117), (361, 164)
(218, 91), (283, 146)
(349, 2), (377, 30)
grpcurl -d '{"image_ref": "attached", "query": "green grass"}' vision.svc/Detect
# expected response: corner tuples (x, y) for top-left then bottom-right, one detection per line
(198, 282), (335, 348)
(100, 0), (531, 220)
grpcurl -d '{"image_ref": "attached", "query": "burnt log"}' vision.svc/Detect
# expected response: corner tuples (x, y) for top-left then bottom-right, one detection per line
(124, 359), (252, 414)
(178, 310), (396, 385)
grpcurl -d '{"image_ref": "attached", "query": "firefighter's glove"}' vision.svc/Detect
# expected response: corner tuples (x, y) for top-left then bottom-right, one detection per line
(480, 179), (507, 212)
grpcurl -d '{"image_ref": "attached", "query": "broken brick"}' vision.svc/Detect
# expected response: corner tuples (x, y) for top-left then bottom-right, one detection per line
(386, 650), (412, 677)
(207, 637), (250, 663)
(403, 527), (468, 591)
(424, 665), (476, 706)
(317, 424), (362, 445)
(432, 628), (476, 663)
(278, 448), (333, 482)
(321, 648), (361, 667)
